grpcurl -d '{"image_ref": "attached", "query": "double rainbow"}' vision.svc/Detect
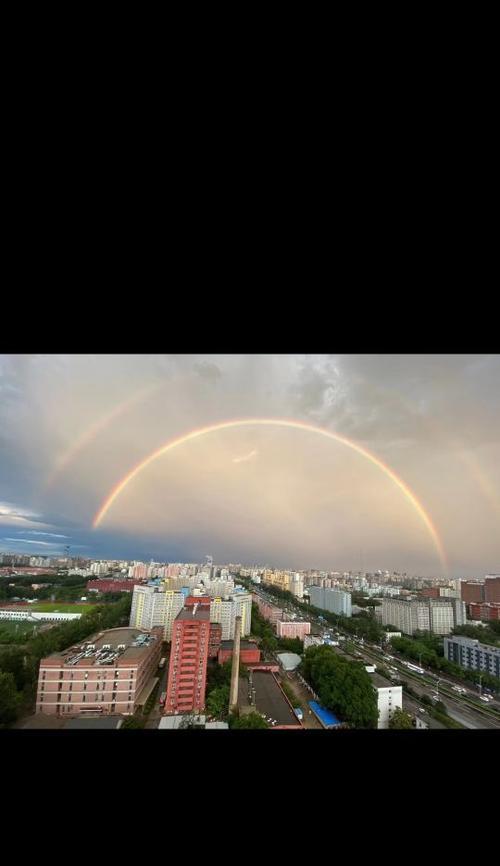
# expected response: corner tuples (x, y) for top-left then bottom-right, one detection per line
(92, 417), (447, 571)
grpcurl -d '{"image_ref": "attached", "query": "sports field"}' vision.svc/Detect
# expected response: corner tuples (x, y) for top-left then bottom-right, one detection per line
(29, 602), (94, 614)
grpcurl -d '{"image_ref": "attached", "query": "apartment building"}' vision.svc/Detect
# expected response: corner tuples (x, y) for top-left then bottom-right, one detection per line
(443, 635), (500, 679)
(129, 585), (185, 640)
(307, 586), (352, 618)
(165, 604), (210, 715)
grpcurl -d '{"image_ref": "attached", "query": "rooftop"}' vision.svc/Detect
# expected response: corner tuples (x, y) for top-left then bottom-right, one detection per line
(42, 627), (161, 666)
(276, 652), (302, 670)
(177, 606), (211, 622)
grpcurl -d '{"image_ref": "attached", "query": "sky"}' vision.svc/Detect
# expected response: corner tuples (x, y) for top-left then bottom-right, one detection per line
(0, 353), (499, 577)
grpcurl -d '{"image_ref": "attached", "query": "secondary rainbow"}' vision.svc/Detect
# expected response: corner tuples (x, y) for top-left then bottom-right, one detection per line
(92, 417), (447, 570)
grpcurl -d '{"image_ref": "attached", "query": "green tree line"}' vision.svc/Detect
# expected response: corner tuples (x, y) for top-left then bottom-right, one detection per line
(301, 644), (378, 728)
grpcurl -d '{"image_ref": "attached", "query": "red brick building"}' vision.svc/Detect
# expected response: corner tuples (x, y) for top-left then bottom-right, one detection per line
(421, 587), (440, 599)
(36, 627), (162, 717)
(485, 577), (500, 603)
(165, 604), (210, 715)
(461, 581), (485, 604)
(87, 579), (142, 593)
(217, 640), (261, 665)
(468, 602), (500, 621)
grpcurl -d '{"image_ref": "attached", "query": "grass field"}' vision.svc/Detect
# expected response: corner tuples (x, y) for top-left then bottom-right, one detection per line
(29, 602), (94, 614)
(0, 620), (40, 639)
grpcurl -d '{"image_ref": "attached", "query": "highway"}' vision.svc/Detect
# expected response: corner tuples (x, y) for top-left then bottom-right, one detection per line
(251, 586), (500, 729)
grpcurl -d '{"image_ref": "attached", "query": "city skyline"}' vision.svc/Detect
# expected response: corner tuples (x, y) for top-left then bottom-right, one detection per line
(1, 354), (499, 576)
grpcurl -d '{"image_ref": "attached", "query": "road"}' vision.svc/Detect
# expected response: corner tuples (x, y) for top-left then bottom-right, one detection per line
(280, 672), (322, 728)
(344, 642), (500, 729)
(252, 587), (500, 729)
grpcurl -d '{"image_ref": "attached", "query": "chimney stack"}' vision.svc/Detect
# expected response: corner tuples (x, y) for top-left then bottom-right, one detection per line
(229, 615), (242, 712)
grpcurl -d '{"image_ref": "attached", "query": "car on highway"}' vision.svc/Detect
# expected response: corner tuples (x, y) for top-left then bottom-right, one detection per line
(452, 686), (467, 694)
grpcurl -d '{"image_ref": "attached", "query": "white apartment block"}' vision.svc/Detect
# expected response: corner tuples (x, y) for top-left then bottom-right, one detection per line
(380, 597), (464, 635)
(130, 585), (185, 639)
(307, 586), (352, 617)
(371, 673), (403, 728)
(209, 591), (252, 640)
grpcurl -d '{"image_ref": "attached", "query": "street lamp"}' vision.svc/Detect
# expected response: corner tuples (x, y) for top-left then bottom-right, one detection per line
(477, 674), (483, 697)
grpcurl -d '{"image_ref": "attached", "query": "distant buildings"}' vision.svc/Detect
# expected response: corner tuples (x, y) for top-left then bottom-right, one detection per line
(129, 585), (185, 639)
(307, 586), (352, 618)
(87, 579), (141, 594)
(443, 635), (500, 679)
(461, 576), (500, 605)
(468, 602), (500, 622)
(165, 602), (211, 715)
(36, 627), (162, 716)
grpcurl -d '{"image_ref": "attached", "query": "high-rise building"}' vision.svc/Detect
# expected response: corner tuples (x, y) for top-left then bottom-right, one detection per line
(307, 586), (352, 617)
(485, 576), (500, 603)
(380, 597), (464, 635)
(209, 591), (252, 640)
(129, 585), (185, 639)
(164, 603), (210, 715)
(461, 581), (485, 603)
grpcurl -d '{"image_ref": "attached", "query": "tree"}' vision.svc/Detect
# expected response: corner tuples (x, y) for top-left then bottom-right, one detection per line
(206, 685), (230, 718)
(229, 711), (269, 729)
(301, 644), (378, 728)
(389, 708), (414, 729)
(0, 672), (21, 727)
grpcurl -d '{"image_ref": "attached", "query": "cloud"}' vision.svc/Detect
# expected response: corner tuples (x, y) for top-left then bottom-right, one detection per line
(2, 537), (62, 547)
(0, 354), (499, 574)
(22, 531), (69, 538)
(232, 449), (258, 464)
(194, 362), (222, 384)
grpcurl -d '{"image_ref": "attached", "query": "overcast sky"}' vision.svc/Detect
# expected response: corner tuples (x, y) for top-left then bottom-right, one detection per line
(0, 354), (498, 577)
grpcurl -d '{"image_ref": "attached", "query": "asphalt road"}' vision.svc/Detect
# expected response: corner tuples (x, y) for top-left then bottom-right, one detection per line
(352, 644), (500, 729)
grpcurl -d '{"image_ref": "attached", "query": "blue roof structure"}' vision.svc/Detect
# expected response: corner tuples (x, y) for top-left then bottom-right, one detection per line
(308, 700), (341, 728)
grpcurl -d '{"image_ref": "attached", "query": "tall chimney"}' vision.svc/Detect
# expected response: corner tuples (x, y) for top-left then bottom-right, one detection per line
(229, 615), (242, 712)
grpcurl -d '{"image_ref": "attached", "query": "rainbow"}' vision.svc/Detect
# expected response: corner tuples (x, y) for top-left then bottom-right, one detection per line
(92, 417), (447, 570)
(45, 382), (163, 489)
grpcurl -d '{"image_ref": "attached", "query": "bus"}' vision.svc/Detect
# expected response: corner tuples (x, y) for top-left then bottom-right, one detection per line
(159, 657), (166, 670)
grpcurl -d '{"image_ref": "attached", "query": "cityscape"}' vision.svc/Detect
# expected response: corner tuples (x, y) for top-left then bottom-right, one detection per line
(0, 353), (499, 731)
